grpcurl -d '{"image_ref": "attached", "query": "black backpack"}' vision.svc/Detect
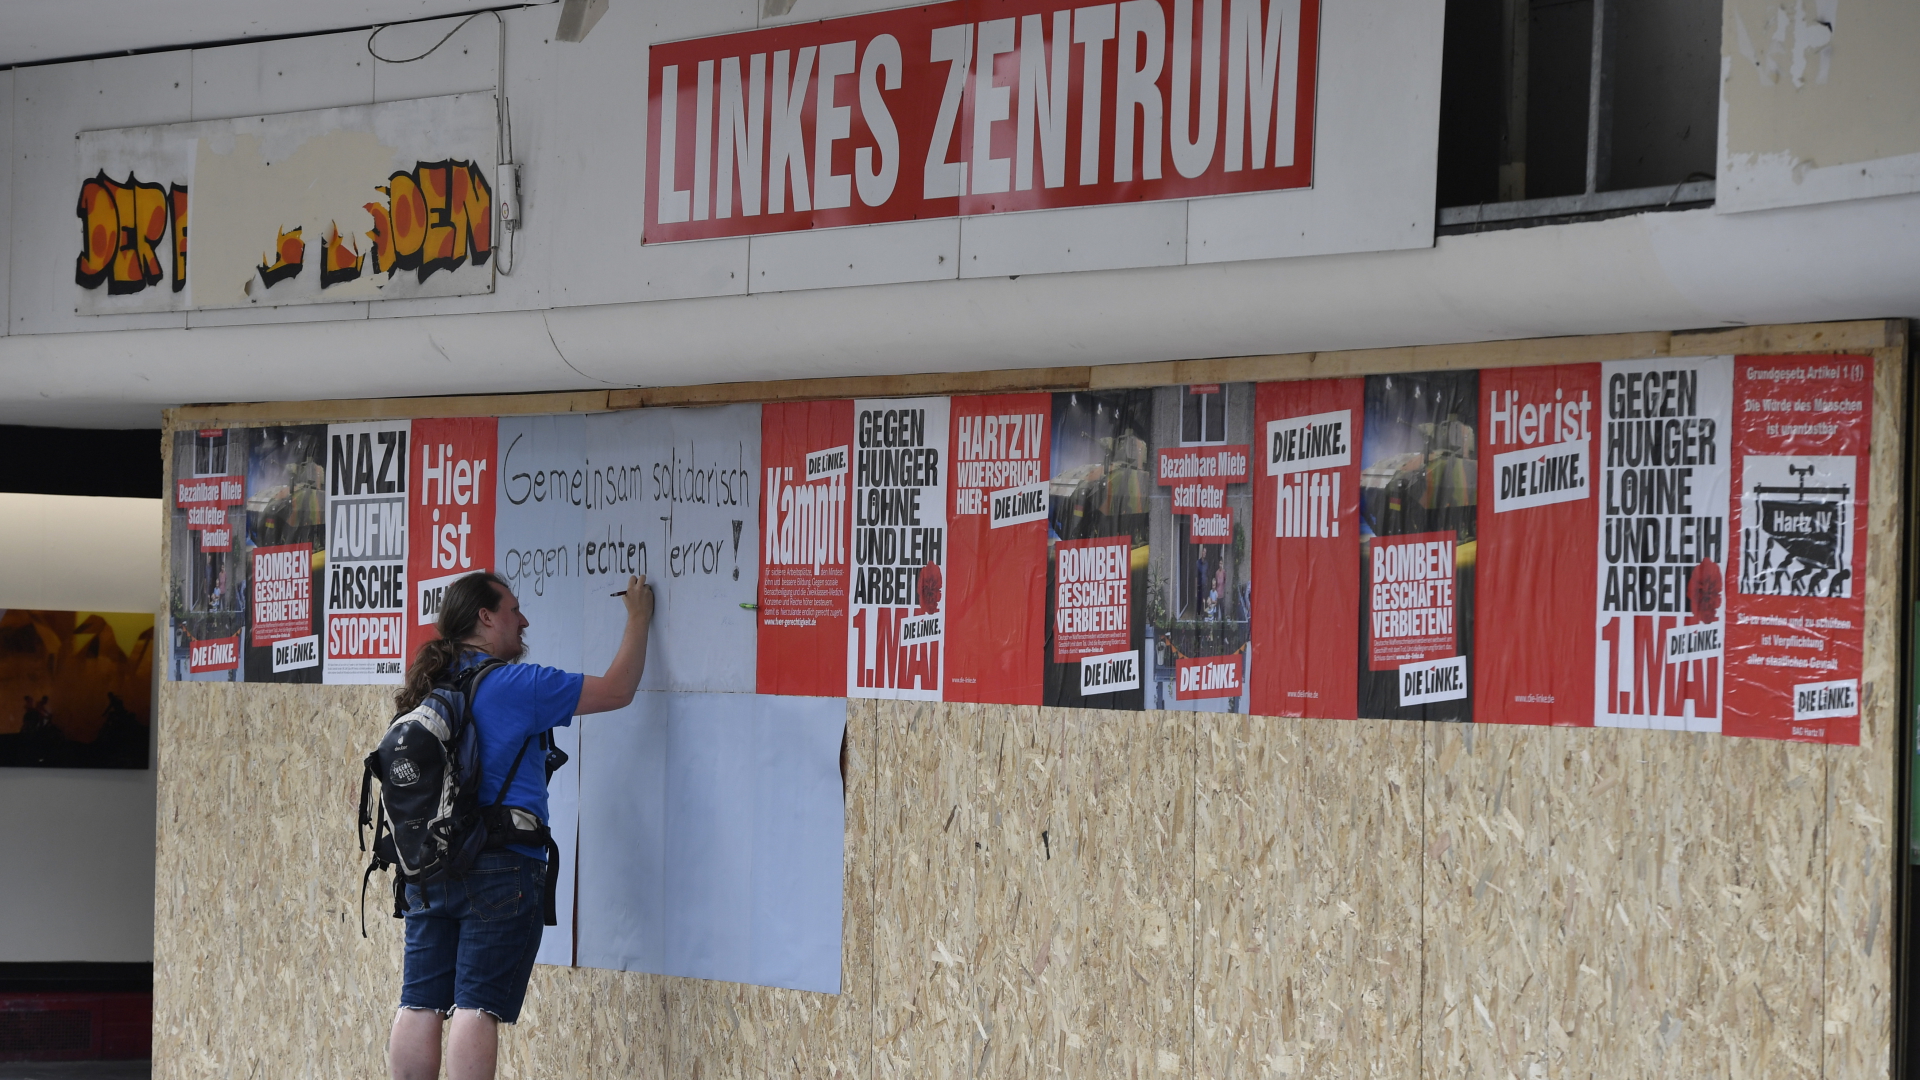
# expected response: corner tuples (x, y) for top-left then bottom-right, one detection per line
(357, 657), (564, 934)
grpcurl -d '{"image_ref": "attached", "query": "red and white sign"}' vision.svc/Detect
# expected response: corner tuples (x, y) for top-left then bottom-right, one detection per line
(188, 635), (240, 674)
(176, 461), (246, 553)
(328, 614), (406, 667)
(407, 418), (499, 663)
(758, 400), (855, 697)
(250, 543), (314, 644)
(646, 0), (1320, 242)
(946, 394), (1050, 704)
(1367, 530), (1457, 672)
(1250, 379), (1360, 718)
(1723, 355), (1871, 745)
(1475, 364), (1599, 726)
(1052, 535), (1132, 661)
(1175, 651), (1243, 699)
(1159, 444), (1246, 545)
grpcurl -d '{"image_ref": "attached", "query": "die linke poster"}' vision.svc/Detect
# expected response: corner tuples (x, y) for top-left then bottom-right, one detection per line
(1723, 355), (1872, 744)
(849, 398), (950, 700)
(170, 362), (1880, 745)
(324, 421), (410, 684)
(1251, 378), (1361, 718)
(758, 400), (855, 697)
(945, 393), (1051, 705)
(407, 418), (499, 663)
(1593, 357), (1733, 732)
(644, 0), (1320, 241)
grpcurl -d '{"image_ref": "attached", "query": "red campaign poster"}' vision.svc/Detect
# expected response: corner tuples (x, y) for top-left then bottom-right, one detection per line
(758, 400), (855, 696)
(1250, 378), (1361, 719)
(407, 418), (500, 664)
(945, 393), (1051, 704)
(1724, 355), (1873, 744)
(1474, 364), (1600, 726)
(250, 544), (315, 644)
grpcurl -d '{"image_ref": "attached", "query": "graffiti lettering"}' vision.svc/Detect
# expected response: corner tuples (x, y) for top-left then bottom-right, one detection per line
(75, 170), (177, 295)
(75, 158), (487, 299)
(365, 160), (492, 283)
(257, 227), (305, 288)
(169, 184), (188, 292)
(321, 222), (365, 288)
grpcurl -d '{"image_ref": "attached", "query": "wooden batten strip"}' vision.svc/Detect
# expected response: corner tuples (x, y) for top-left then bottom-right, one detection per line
(606, 365), (1096, 409)
(165, 390), (615, 428)
(161, 319), (1894, 431)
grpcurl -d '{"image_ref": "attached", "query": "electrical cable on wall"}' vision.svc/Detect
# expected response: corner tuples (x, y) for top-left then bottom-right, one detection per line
(366, 9), (523, 275)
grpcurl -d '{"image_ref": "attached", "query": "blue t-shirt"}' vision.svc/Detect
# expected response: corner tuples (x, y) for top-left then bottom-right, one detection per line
(468, 659), (584, 860)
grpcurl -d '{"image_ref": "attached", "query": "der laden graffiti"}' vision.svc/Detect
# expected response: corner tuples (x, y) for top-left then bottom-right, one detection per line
(75, 172), (186, 294)
(80, 160), (494, 301)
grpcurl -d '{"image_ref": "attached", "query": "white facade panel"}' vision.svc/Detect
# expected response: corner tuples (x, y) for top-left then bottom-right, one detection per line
(747, 218), (960, 294)
(1186, 0), (1442, 263)
(958, 202), (1187, 279)
(11, 53), (193, 335)
(186, 32), (376, 328)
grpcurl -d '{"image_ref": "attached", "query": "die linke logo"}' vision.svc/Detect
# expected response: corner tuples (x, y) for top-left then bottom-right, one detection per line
(806, 445), (850, 481)
(188, 635), (240, 673)
(1176, 653), (1242, 699)
(1399, 654), (1466, 706)
(1794, 678), (1857, 722)
(1267, 409), (1349, 539)
(271, 634), (320, 673)
(1080, 649), (1140, 694)
(1489, 388), (1593, 513)
(989, 480), (1049, 528)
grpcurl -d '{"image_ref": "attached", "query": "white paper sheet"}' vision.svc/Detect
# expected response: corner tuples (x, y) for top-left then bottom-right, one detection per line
(575, 692), (846, 994)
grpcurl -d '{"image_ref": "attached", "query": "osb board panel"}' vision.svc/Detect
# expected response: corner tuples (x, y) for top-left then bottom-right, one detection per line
(1422, 723), (1554, 1080)
(1549, 729), (1825, 1080)
(870, 703), (1195, 1080)
(153, 681), (411, 1080)
(666, 697), (875, 1080)
(1194, 714), (1423, 1080)
(1823, 344), (1907, 1080)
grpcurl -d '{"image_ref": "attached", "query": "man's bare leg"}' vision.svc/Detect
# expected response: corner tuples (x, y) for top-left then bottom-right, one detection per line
(446, 1008), (500, 1080)
(390, 1008), (444, 1080)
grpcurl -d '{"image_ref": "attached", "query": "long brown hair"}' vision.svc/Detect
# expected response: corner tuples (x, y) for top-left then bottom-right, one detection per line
(395, 571), (509, 711)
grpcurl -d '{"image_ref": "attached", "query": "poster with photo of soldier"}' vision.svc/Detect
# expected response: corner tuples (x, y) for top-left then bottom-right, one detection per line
(1358, 371), (1479, 722)
(1045, 390), (1154, 709)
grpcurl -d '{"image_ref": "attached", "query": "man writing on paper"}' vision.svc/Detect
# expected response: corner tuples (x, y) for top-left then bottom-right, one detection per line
(389, 570), (653, 1080)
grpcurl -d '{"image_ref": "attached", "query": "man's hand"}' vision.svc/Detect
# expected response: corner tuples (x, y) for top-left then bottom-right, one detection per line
(623, 575), (655, 624)
(579, 575), (655, 715)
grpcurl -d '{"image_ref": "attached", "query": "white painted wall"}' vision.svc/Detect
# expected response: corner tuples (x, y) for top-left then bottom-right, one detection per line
(1719, 0), (1920, 211)
(0, 493), (162, 964)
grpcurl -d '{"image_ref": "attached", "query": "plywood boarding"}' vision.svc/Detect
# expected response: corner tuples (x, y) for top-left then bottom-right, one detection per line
(1194, 714), (1423, 1080)
(1825, 346), (1909, 1080)
(151, 319), (1907, 1080)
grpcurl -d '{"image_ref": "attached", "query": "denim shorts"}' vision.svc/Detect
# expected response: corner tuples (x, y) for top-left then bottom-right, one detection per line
(398, 850), (547, 1023)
